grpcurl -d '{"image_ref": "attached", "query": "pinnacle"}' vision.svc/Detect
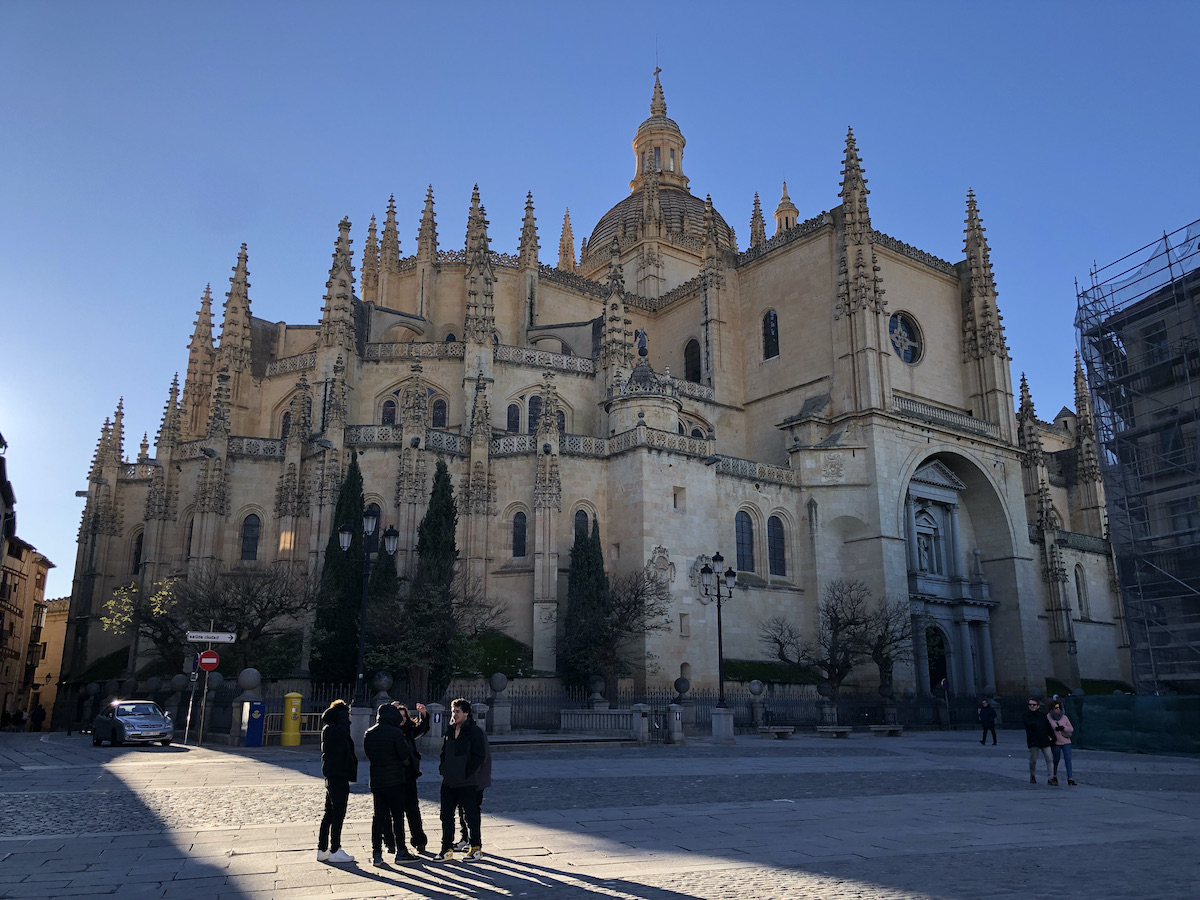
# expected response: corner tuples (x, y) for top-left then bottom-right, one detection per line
(650, 66), (667, 117)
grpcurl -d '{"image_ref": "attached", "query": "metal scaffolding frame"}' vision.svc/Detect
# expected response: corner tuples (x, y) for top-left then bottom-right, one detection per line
(1076, 219), (1200, 694)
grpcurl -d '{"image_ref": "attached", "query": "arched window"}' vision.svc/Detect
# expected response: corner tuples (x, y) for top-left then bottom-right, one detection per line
(736, 511), (755, 572)
(1074, 565), (1091, 618)
(678, 422), (685, 435)
(280, 411), (291, 441)
(767, 516), (786, 576)
(512, 512), (527, 558)
(432, 399), (447, 429)
(684, 339), (701, 383)
(507, 403), (520, 433)
(556, 410), (566, 433)
(528, 395), (543, 434)
(381, 399), (396, 426)
(131, 532), (143, 575)
(762, 310), (780, 360)
(691, 427), (705, 439)
(574, 509), (590, 544)
(240, 514), (261, 561)
(445, 333), (457, 343)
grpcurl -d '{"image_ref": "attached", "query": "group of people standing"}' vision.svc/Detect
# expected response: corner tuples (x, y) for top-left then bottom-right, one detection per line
(0, 704), (46, 732)
(317, 696), (491, 866)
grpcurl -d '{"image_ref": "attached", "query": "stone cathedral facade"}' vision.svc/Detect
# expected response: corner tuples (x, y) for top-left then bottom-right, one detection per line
(60, 73), (1130, 705)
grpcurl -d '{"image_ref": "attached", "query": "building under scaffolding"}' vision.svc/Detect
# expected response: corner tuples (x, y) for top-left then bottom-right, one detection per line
(1077, 219), (1200, 693)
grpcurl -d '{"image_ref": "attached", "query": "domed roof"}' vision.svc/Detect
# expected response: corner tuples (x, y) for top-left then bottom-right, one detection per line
(587, 186), (736, 253)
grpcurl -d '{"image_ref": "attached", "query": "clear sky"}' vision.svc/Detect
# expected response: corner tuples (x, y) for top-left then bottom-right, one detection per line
(2, 2), (1197, 598)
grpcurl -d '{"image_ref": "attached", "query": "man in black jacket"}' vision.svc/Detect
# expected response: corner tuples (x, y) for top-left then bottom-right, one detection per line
(317, 700), (358, 864)
(363, 703), (415, 866)
(978, 698), (997, 745)
(435, 698), (487, 861)
(1023, 697), (1056, 783)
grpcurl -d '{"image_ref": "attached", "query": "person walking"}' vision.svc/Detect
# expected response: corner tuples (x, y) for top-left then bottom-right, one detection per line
(435, 698), (486, 861)
(978, 698), (997, 745)
(395, 703), (429, 854)
(317, 700), (358, 864)
(1047, 700), (1077, 786)
(363, 703), (416, 866)
(1023, 697), (1055, 784)
(30, 704), (46, 733)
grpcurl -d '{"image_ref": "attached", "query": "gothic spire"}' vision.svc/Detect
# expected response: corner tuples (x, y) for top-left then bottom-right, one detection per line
(1018, 372), (1036, 421)
(703, 194), (719, 262)
(155, 373), (181, 456)
(962, 190), (1008, 360)
(361, 214), (380, 304)
(650, 66), (667, 117)
(183, 285), (216, 440)
(465, 184), (482, 250)
(417, 185), (438, 260)
(287, 373), (313, 446)
(381, 195), (400, 276)
(773, 182), (798, 235)
(217, 244), (253, 370)
(839, 129), (871, 244)
(750, 192), (766, 247)
(558, 208), (576, 272)
(469, 371), (491, 441)
(1016, 373), (1045, 469)
(1074, 352), (1102, 481)
(518, 191), (539, 268)
(605, 236), (625, 296)
(320, 217), (357, 350)
(206, 371), (231, 439)
(1074, 352), (1095, 429)
(110, 397), (126, 465)
(89, 417), (112, 477)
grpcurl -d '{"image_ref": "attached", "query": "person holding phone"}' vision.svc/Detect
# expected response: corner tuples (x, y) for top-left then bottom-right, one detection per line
(1046, 700), (1076, 786)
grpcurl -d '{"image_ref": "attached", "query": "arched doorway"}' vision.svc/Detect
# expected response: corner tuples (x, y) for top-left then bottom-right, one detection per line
(926, 625), (948, 694)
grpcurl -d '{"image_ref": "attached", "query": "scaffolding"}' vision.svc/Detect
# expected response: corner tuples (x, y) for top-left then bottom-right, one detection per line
(1076, 219), (1200, 693)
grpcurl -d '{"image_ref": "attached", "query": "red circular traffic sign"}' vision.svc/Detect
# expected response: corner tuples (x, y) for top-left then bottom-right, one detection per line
(198, 650), (220, 672)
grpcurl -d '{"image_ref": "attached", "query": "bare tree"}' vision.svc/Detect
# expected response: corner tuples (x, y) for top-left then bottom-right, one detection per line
(759, 579), (874, 702)
(861, 597), (914, 695)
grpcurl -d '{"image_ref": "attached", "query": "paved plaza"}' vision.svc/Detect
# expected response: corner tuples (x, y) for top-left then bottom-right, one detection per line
(0, 728), (1196, 899)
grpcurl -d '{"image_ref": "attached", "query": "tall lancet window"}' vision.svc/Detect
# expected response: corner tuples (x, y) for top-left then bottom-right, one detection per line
(381, 400), (396, 426)
(762, 311), (780, 360)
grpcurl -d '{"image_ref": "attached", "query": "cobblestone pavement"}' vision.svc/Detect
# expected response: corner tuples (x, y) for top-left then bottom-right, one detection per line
(0, 730), (1197, 899)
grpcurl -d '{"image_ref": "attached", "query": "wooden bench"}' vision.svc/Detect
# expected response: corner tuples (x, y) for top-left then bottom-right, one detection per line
(815, 725), (853, 739)
(869, 724), (903, 737)
(757, 725), (795, 739)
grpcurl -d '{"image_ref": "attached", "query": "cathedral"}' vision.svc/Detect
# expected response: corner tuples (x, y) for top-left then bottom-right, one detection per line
(59, 72), (1130, 709)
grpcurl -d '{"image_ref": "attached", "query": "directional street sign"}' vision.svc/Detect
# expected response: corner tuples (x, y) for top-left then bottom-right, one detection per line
(197, 650), (220, 672)
(187, 631), (236, 644)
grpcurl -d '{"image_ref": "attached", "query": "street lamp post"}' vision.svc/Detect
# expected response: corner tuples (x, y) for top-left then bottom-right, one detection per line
(700, 551), (737, 708)
(339, 510), (400, 702)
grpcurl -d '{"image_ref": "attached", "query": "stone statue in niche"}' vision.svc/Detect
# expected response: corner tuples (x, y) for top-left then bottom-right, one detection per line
(917, 535), (932, 573)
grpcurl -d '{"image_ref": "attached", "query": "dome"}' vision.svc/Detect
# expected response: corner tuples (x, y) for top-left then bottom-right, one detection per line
(586, 186), (736, 253)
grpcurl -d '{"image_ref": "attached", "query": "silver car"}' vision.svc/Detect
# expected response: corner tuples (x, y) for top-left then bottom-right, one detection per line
(93, 700), (174, 746)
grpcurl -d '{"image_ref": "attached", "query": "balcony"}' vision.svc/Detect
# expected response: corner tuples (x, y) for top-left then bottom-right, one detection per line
(892, 394), (1001, 440)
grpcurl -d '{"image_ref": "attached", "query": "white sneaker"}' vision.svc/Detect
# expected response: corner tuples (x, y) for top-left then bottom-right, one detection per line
(316, 849), (330, 862)
(327, 848), (355, 864)
(454, 839), (470, 852)
(464, 846), (483, 861)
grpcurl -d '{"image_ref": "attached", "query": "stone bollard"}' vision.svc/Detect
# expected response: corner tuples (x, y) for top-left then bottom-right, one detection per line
(710, 706), (734, 745)
(631, 703), (651, 743)
(489, 673), (511, 735)
(748, 680), (766, 727)
(419, 702), (446, 757)
(371, 671), (394, 709)
(350, 705), (373, 748)
(474, 703), (489, 734)
(668, 704), (687, 745)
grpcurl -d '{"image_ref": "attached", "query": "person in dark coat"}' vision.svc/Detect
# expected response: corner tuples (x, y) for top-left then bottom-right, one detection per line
(317, 700), (358, 863)
(435, 698), (486, 861)
(1023, 697), (1056, 783)
(977, 698), (997, 745)
(456, 720), (491, 851)
(363, 703), (415, 866)
(394, 703), (429, 853)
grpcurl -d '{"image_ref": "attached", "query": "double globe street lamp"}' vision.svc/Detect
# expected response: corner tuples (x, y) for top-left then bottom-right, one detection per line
(339, 508), (399, 702)
(699, 551), (737, 708)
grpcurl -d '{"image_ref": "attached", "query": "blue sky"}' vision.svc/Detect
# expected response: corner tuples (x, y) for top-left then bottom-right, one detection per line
(2, 2), (1197, 597)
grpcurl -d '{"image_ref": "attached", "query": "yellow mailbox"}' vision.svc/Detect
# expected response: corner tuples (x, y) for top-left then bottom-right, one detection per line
(282, 692), (302, 746)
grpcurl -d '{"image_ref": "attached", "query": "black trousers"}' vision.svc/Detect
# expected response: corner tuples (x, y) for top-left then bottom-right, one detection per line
(319, 778), (350, 852)
(371, 784), (406, 854)
(440, 783), (480, 850)
(980, 726), (997, 744)
(458, 789), (485, 842)
(402, 780), (428, 850)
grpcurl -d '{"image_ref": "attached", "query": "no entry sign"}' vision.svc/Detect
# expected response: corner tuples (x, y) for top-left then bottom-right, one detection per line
(198, 650), (220, 672)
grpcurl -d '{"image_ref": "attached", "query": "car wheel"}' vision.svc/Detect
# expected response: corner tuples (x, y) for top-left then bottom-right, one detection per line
(111, 727), (123, 747)
(160, 738), (172, 746)
(92, 733), (102, 746)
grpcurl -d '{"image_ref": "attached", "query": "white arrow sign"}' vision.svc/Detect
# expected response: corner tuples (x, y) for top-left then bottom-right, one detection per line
(186, 631), (236, 644)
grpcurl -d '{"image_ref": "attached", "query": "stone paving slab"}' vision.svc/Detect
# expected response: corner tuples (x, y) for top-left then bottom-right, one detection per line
(1, 730), (1197, 898)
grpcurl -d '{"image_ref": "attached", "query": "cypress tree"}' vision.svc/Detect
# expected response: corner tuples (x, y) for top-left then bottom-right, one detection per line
(402, 457), (459, 700)
(559, 517), (611, 687)
(311, 451), (365, 684)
